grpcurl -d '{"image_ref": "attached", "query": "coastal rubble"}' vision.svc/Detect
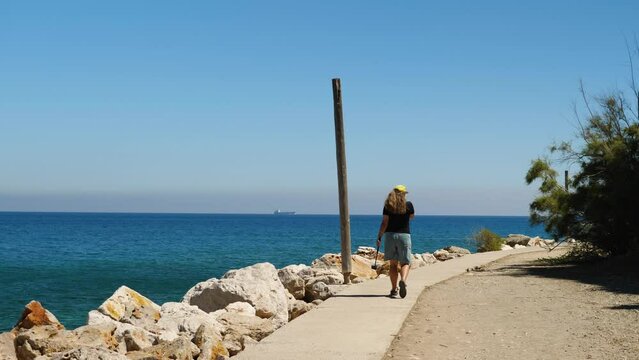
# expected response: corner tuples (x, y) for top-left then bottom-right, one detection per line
(36, 346), (128, 360)
(183, 262), (289, 329)
(0, 234), (559, 359)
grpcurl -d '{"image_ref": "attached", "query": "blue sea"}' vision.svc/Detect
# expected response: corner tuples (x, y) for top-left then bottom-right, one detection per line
(0, 212), (548, 331)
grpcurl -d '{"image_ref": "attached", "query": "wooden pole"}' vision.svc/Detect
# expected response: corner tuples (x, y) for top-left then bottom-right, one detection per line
(564, 170), (569, 191)
(332, 78), (352, 284)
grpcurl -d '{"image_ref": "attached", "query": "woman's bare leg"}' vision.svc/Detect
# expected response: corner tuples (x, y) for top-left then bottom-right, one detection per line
(389, 260), (399, 290)
(400, 263), (410, 282)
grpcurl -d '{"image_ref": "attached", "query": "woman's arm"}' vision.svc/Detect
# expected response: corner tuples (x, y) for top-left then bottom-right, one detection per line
(377, 215), (389, 246)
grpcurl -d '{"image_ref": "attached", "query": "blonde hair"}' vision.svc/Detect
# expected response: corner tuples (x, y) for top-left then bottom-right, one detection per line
(384, 189), (407, 214)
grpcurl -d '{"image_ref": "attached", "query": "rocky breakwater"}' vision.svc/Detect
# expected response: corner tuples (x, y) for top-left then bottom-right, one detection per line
(8, 238), (543, 360)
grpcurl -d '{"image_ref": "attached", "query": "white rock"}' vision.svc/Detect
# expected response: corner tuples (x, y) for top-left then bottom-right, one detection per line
(217, 313), (276, 356)
(288, 300), (313, 321)
(15, 322), (124, 358)
(505, 234), (531, 246)
(122, 327), (154, 352)
(157, 302), (224, 339)
(355, 246), (377, 259)
(217, 313), (276, 342)
(310, 254), (377, 280)
(193, 324), (228, 360)
(410, 254), (426, 269)
(183, 262), (289, 329)
(97, 286), (161, 329)
(157, 330), (179, 343)
(71, 323), (119, 351)
(277, 267), (306, 300)
(87, 310), (156, 353)
(501, 244), (514, 250)
(514, 244), (526, 249)
(225, 302), (256, 317)
(444, 246), (471, 255)
(126, 335), (198, 360)
(433, 249), (454, 261)
(279, 264), (308, 274)
(421, 253), (438, 264)
(299, 268), (344, 285)
(305, 281), (331, 301)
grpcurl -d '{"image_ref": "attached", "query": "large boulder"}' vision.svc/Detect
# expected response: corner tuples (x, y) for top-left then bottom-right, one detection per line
(433, 249), (455, 261)
(311, 254), (377, 280)
(156, 302), (224, 340)
(505, 234), (531, 247)
(183, 263), (289, 329)
(304, 282), (331, 302)
(192, 324), (228, 360)
(298, 268), (343, 285)
(501, 244), (514, 251)
(421, 253), (438, 264)
(71, 323), (119, 351)
(355, 246), (384, 261)
(14, 325), (76, 359)
(277, 266), (306, 300)
(87, 310), (156, 353)
(14, 301), (64, 331)
(126, 335), (199, 360)
(288, 300), (313, 321)
(122, 327), (154, 352)
(444, 246), (471, 255)
(14, 322), (120, 359)
(0, 332), (17, 360)
(216, 313), (275, 356)
(97, 286), (161, 330)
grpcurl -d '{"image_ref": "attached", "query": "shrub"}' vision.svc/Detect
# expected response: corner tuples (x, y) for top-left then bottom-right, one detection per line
(472, 228), (504, 252)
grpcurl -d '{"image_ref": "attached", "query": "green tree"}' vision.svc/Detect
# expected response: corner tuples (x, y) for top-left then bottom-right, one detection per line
(526, 46), (639, 256)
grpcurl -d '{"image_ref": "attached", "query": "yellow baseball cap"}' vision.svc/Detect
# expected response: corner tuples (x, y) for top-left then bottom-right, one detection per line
(394, 184), (408, 193)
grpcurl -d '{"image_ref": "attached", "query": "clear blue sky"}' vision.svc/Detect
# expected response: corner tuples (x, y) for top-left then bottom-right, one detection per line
(1, 1), (637, 215)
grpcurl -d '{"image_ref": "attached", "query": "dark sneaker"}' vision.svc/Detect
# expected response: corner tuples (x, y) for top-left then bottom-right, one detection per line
(399, 280), (407, 298)
(389, 289), (399, 298)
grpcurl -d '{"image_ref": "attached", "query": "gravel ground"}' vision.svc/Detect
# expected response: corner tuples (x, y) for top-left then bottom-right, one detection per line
(384, 248), (639, 360)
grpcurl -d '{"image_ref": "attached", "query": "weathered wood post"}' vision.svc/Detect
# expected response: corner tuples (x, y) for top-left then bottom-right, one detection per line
(565, 170), (569, 191)
(332, 78), (352, 284)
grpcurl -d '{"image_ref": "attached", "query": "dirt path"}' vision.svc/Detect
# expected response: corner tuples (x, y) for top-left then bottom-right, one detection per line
(383, 248), (639, 360)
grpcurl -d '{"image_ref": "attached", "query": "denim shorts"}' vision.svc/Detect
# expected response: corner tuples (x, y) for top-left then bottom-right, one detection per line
(383, 232), (412, 264)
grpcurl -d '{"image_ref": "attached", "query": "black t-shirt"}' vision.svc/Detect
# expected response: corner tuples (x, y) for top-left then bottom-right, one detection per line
(383, 201), (415, 234)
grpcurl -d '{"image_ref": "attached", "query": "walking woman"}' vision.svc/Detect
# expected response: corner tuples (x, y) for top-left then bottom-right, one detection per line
(377, 185), (415, 298)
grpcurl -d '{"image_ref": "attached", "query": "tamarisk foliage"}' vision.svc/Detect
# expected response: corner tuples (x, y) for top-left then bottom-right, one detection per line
(526, 47), (639, 256)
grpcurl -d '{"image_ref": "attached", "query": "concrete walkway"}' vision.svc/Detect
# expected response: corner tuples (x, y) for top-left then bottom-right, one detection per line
(237, 247), (548, 360)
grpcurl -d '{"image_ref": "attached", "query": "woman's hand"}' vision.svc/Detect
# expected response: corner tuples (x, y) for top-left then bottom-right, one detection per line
(376, 237), (382, 248)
